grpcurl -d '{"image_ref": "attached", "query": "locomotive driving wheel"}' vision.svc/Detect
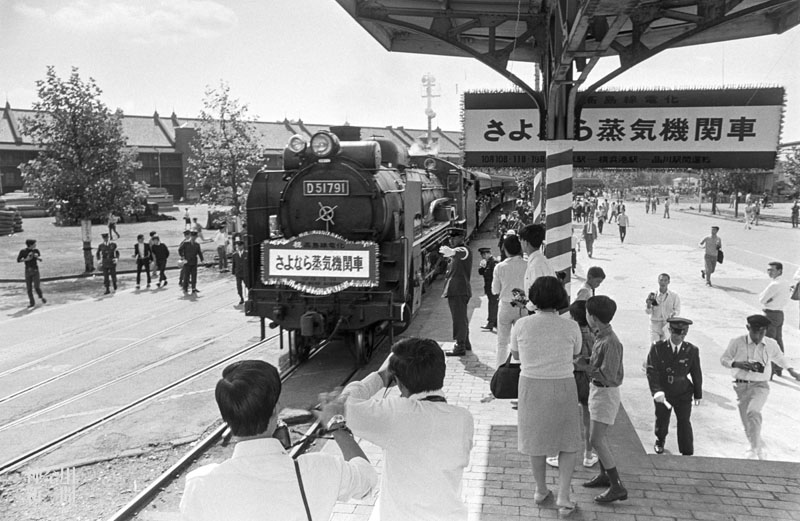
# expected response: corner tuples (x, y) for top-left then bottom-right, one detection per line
(290, 330), (311, 363)
(352, 328), (375, 365)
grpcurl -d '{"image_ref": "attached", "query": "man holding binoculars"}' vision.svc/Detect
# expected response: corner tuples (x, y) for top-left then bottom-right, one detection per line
(720, 314), (800, 460)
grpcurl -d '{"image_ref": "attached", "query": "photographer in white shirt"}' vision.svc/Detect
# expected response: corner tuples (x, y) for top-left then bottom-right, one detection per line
(319, 338), (474, 521)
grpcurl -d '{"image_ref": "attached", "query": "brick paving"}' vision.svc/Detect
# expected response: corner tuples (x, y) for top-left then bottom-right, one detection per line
(324, 228), (800, 520)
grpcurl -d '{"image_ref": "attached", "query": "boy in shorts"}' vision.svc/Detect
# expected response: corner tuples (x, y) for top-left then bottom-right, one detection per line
(583, 295), (627, 503)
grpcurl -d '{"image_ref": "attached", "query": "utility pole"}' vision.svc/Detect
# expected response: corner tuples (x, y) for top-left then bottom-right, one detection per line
(421, 73), (439, 152)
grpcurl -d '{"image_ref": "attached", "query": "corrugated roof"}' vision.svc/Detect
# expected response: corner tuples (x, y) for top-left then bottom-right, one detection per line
(120, 115), (174, 147)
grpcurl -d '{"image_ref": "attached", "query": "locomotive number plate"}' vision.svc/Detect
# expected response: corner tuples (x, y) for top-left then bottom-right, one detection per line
(303, 180), (349, 196)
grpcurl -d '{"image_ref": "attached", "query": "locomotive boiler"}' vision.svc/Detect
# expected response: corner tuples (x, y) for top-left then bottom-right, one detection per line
(245, 127), (512, 362)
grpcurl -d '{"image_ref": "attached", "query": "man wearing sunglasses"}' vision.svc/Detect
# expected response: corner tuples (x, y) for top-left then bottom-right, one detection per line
(645, 317), (703, 456)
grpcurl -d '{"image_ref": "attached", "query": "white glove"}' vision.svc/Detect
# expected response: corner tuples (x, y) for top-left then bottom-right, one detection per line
(439, 245), (455, 257)
(653, 392), (672, 410)
(479, 259), (487, 268)
(693, 399), (701, 406)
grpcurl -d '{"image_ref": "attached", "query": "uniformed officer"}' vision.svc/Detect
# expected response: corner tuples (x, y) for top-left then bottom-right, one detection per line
(645, 317), (703, 455)
(96, 232), (120, 294)
(440, 234), (472, 356)
(478, 247), (498, 331)
(179, 230), (204, 294)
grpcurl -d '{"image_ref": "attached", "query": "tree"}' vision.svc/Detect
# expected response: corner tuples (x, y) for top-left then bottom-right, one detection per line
(187, 81), (266, 220)
(19, 66), (141, 273)
(782, 146), (800, 190)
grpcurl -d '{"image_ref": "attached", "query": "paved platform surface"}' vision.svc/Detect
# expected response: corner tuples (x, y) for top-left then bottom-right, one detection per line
(321, 209), (800, 521)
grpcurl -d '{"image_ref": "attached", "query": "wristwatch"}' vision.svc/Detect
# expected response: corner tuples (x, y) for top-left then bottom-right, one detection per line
(326, 414), (348, 432)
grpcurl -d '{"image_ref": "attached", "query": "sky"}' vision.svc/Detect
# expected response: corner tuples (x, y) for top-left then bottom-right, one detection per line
(1, 0), (798, 143)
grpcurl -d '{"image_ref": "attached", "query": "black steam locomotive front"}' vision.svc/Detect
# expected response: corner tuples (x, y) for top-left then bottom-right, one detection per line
(245, 131), (412, 358)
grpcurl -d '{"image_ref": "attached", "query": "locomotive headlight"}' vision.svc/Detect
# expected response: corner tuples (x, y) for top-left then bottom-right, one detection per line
(288, 134), (307, 154)
(310, 131), (340, 158)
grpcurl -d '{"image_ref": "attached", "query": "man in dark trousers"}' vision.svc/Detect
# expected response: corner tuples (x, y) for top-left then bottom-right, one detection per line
(151, 235), (170, 287)
(645, 317), (703, 456)
(478, 247), (498, 331)
(133, 234), (152, 289)
(440, 234), (472, 356)
(17, 238), (47, 308)
(96, 232), (119, 294)
(178, 230), (190, 289)
(231, 240), (247, 305)
(179, 230), (204, 294)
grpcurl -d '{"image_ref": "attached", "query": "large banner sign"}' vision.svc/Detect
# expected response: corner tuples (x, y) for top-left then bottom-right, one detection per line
(464, 88), (784, 169)
(262, 231), (379, 295)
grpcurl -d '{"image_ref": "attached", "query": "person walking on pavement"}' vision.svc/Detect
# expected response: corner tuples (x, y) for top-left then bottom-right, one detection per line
(492, 235), (527, 367)
(616, 209), (629, 243)
(178, 230), (190, 289)
(582, 215), (598, 258)
(179, 230), (204, 294)
(663, 198), (670, 219)
(133, 234), (152, 289)
(478, 247), (498, 331)
(107, 212), (120, 239)
(645, 273), (681, 343)
(213, 227), (230, 272)
(646, 317), (702, 456)
(231, 240), (247, 305)
(151, 235), (170, 287)
(183, 208), (192, 231)
(440, 234), (473, 356)
(17, 238), (47, 308)
(583, 295), (628, 503)
(699, 226), (722, 287)
(720, 314), (800, 460)
(96, 232), (119, 294)
(759, 261), (790, 378)
(576, 266), (605, 302)
(790, 200), (799, 228)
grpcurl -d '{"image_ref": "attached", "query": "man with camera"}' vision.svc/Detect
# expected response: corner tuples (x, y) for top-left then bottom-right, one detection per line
(645, 317), (702, 456)
(645, 273), (681, 343)
(319, 338), (474, 521)
(180, 360), (377, 521)
(720, 314), (800, 459)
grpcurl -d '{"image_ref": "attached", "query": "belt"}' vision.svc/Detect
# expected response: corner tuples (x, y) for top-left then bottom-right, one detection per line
(734, 379), (759, 384)
(592, 380), (608, 388)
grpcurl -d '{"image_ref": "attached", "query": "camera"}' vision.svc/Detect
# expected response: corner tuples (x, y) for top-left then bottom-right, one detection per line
(646, 292), (659, 306)
(749, 361), (765, 373)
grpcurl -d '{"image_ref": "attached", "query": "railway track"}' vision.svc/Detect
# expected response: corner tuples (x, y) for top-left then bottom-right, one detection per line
(104, 329), (392, 521)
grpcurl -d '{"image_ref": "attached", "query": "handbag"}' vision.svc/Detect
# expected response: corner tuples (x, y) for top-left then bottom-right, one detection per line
(791, 283), (800, 301)
(717, 249), (724, 264)
(490, 354), (521, 399)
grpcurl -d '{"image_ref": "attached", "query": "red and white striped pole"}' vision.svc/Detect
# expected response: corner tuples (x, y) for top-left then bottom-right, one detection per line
(531, 171), (543, 224)
(544, 141), (573, 285)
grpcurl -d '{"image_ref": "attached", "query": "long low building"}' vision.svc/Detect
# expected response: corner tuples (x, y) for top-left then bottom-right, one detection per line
(0, 102), (463, 201)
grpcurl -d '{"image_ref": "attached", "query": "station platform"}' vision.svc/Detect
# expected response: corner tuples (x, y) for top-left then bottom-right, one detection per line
(322, 226), (800, 521)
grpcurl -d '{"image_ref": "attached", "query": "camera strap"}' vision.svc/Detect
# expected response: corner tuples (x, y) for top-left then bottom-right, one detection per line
(293, 459), (313, 521)
(420, 395), (447, 403)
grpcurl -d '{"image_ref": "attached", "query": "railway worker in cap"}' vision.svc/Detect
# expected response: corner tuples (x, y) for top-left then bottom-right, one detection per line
(179, 360), (376, 521)
(478, 247), (498, 332)
(231, 240), (247, 305)
(96, 232), (119, 295)
(150, 236), (170, 288)
(440, 234), (473, 356)
(17, 238), (47, 308)
(179, 230), (204, 294)
(318, 337), (474, 521)
(720, 314), (800, 459)
(645, 317), (702, 456)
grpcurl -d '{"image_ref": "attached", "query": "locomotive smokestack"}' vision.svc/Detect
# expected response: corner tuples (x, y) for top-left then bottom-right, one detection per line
(330, 125), (361, 142)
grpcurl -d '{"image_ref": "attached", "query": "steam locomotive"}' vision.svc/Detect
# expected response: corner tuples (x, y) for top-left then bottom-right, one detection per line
(244, 127), (514, 362)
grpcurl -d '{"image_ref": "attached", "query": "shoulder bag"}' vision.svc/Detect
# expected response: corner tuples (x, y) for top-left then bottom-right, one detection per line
(791, 283), (800, 301)
(716, 249), (724, 264)
(294, 459), (313, 521)
(490, 354), (521, 399)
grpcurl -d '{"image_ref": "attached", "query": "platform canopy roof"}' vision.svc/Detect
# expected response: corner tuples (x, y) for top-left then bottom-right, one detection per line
(334, 0), (799, 95)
